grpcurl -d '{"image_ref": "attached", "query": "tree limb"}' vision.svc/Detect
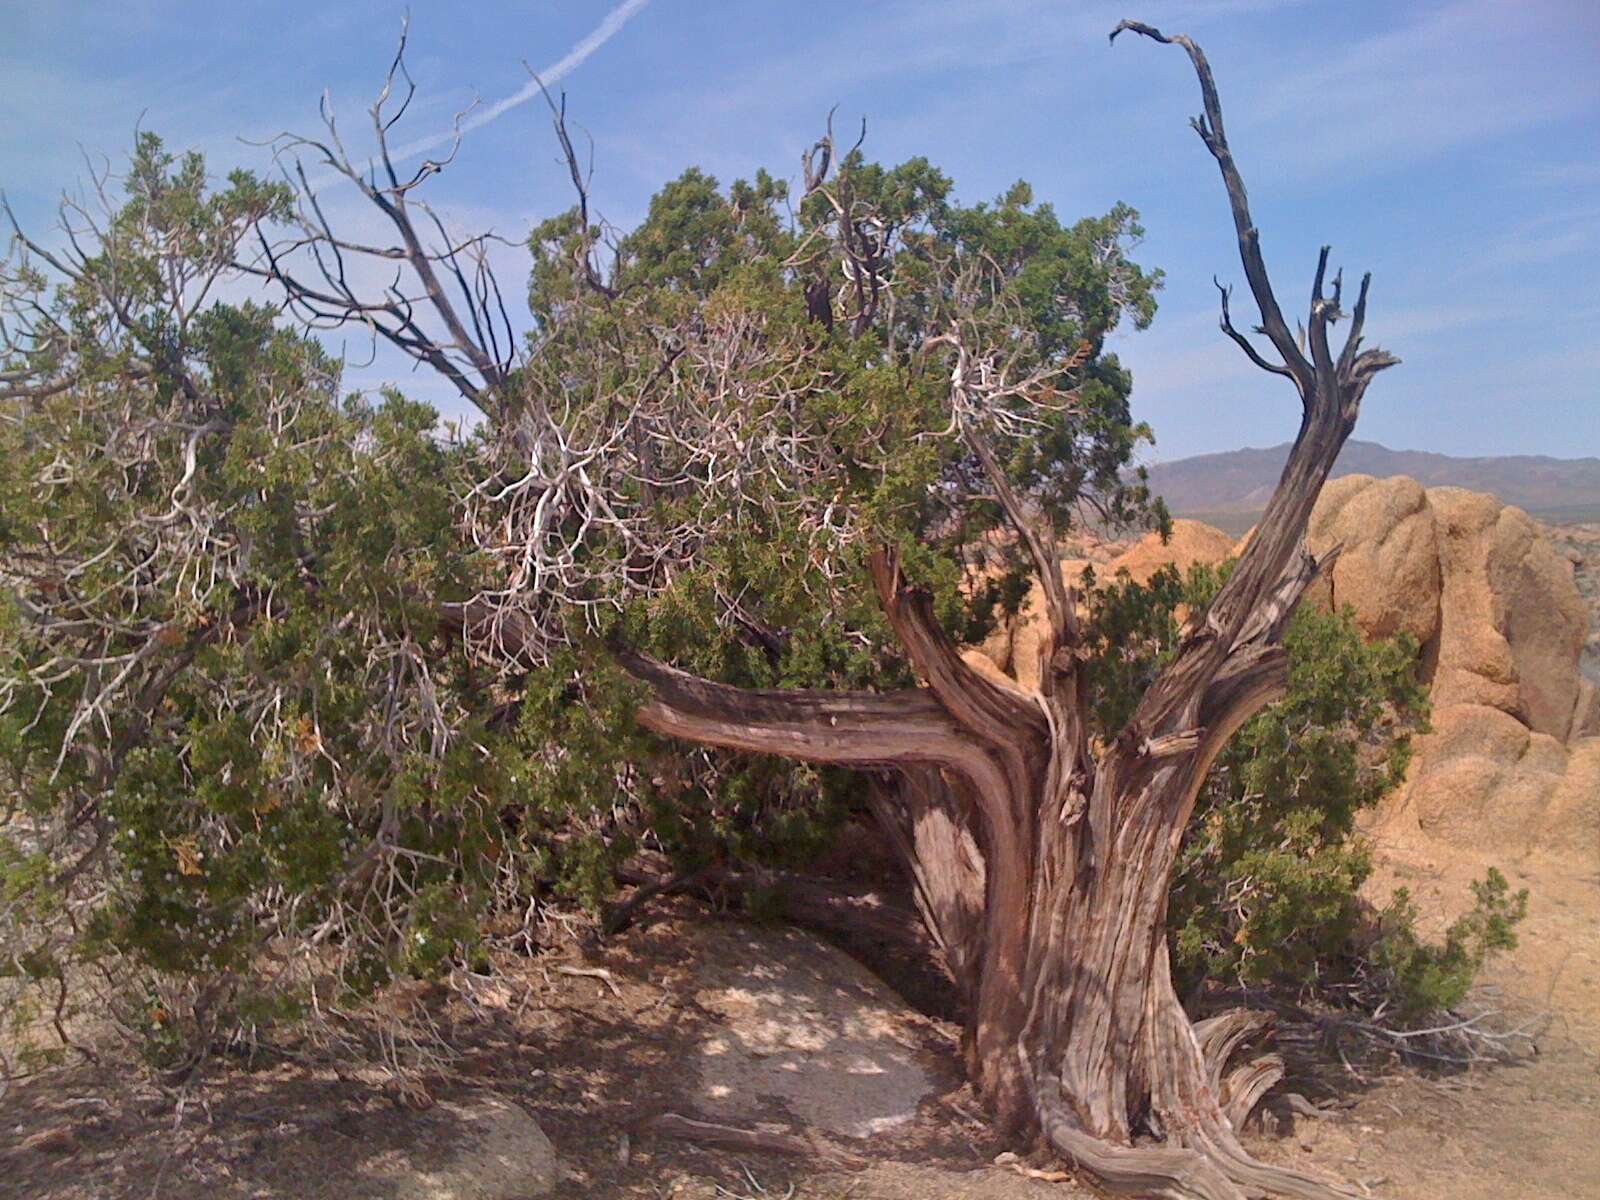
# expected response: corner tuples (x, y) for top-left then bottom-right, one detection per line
(614, 646), (1010, 786)
(1112, 22), (1398, 758)
(1112, 20), (1314, 400)
(965, 431), (1078, 656)
(249, 19), (514, 415)
(1213, 277), (1292, 379)
(868, 546), (1047, 749)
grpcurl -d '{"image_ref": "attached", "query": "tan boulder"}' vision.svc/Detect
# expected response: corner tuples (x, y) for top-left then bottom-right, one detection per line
(1368, 696), (1597, 868)
(1429, 487), (1587, 740)
(973, 622), (1015, 680)
(1544, 738), (1600, 861)
(1298, 476), (1588, 742)
(1417, 701), (1531, 765)
(1304, 474), (1441, 646)
(958, 477), (1597, 869)
(1106, 519), (1235, 586)
(960, 647), (1028, 693)
(1313, 479), (1599, 865)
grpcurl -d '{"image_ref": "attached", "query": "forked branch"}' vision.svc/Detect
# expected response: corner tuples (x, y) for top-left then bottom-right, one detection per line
(532, 76), (618, 300)
(246, 16), (515, 416)
(1113, 22), (1398, 741)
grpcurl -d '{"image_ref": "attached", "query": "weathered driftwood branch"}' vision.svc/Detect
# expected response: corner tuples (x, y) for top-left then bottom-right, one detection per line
(639, 1111), (866, 1170)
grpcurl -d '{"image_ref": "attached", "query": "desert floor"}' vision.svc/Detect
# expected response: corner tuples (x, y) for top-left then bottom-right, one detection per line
(4, 835), (1598, 1200)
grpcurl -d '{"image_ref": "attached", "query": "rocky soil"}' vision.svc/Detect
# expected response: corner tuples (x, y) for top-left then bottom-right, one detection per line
(5, 905), (1598, 1200)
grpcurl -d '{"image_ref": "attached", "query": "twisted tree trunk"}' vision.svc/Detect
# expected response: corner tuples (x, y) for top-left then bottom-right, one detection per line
(607, 25), (1399, 1198)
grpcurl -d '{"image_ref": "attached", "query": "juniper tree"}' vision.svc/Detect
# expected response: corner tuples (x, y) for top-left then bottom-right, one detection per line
(1, 21), (1410, 1199)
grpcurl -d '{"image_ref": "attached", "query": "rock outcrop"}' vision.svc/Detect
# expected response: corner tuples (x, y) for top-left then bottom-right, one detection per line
(1303, 479), (1596, 865)
(1105, 518), (1236, 587)
(686, 922), (942, 1139)
(976, 521), (1234, 692)
(968, 478), (1599, 867)
(1303, 474), (1441, 646)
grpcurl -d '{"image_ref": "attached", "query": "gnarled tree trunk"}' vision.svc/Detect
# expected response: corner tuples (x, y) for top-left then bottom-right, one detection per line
(614, 24), (1399, 1199)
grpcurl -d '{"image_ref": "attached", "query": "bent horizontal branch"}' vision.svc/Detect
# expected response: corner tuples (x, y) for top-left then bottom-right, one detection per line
(614, 648), (1010, 795)
(440, 601), (1013, 794)
(1220, 1054), (1285, 1130)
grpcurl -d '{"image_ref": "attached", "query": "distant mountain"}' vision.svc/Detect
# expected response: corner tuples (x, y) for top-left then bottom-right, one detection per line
(1144, 440), (1600, 535)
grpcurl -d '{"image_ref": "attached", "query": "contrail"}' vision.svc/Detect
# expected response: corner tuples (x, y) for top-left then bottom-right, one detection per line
(385, 0), (651, 167)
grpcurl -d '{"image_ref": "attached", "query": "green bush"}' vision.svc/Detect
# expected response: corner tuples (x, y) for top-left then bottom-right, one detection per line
(0, 130), (1525, 1086)
(1370, 867), (1529, 1018)
(0, 133), (1161, 1068)
(1081, 560), (1525, 1018)
(0, 140), (654, 1070)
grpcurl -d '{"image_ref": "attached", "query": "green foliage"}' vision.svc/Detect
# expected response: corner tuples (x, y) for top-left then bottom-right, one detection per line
(0, 140), (662, 1063)
(519, 150), (1171, 905)
(2, 129), (1173, 1064)
(6, 114), (1503, 1085)
(1170, 586), (1427, 991)
(1080, 560), (1524, 1018)
(1370, 868), (1529, 1018)
(1079, 561), (1191, 733)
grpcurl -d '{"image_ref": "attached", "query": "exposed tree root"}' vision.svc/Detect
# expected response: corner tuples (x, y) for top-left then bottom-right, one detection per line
(1193, 1009), (1286, 1129)
(1219, 1054), (1286, 1131)
(1023, 999), (1371, 1200)
(1037, 1100), (1245, 1200)
(640, 1111), (865, 1170)
(1036, 1088), (1366, 1200)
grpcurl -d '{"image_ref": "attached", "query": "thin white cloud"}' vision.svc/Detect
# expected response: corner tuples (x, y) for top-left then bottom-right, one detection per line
(1245, 0), (1600, 179)
(387, 0), (651, 167)
(1523, 161), (1600, 190)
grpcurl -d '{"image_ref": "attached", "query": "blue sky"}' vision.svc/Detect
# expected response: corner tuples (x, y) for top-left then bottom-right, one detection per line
(2, 0), (1596, 463)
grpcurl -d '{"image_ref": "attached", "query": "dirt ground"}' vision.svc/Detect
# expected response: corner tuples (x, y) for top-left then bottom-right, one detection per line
(5, 857), (1599, 1200)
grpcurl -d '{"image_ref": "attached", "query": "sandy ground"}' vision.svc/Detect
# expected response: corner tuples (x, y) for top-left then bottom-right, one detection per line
(4, 856), (1599, 1200)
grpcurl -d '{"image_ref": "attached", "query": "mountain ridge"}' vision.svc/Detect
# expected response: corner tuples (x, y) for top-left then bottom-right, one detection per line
(1144, 439), (1600, 534)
